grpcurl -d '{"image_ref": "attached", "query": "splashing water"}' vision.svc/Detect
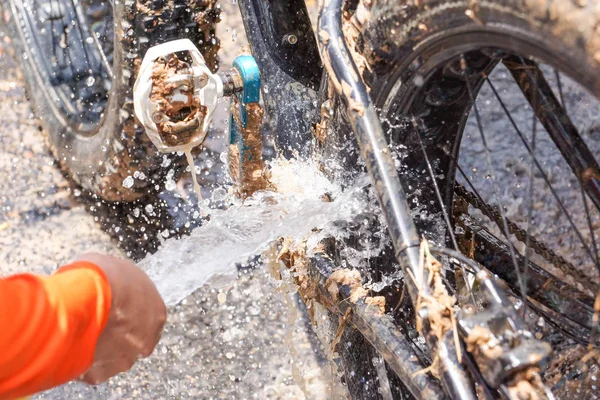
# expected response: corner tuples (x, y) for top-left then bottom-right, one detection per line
(184, 148), (203, 203)
(140, 158), (368, 305)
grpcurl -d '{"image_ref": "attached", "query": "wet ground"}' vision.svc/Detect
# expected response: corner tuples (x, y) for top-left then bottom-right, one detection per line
(0, 2), (343, 399)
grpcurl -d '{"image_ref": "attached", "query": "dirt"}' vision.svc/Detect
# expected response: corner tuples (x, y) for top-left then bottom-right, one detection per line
(135, 0), (221, 72)
(325, 268), (386, 313)
(314, 120), (328, 144)
(314, 100), (332, 145)
(194, 0), (222, 41)
(411, 241), (458, 376)
(464, 325), (503, 360)
(506, 368), (546, 400)
(229, 100), (271, 198)
(341, 0), (372, 85)
(277, 238), (319, 305)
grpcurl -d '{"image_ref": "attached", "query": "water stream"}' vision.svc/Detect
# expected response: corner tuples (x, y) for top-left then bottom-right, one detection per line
(140, 158), (368, 305)
(184, 148), (203, 204)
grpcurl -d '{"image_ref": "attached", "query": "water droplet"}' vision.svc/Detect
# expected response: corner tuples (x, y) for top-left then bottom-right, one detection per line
(165, 179), (177, 191)
(86, 76), (95, 87)
(122, 175), (134, 188)
(211, 187), (228, 202)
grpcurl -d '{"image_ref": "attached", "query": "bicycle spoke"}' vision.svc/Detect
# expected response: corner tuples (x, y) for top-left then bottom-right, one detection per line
(460, 55), (529, 309)
(581, 185), (600, 266)
(556, 71), (600, 267)
(410, 120), (475, 303)
(454, 144), (528, 261)
(47, 0), (59, 65)
(61, 25), (78, 80)
(523, 69), (538, 301)
(505, 56), (600, 213)
(555, 69), (567, 112)
(554, 69), (600, 267)
(69, 0), (93, 72)
(486, 78), (600, 275)
(96, 16), (114, 79)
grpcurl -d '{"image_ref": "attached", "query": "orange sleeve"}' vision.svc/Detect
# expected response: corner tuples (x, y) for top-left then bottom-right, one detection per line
(0, 261), (112, 400)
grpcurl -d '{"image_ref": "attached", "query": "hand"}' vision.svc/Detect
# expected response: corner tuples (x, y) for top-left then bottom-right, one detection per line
(77, 253), (167, 385)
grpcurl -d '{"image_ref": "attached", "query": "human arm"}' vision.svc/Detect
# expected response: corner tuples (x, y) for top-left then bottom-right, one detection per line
(0, 254), (166, 400)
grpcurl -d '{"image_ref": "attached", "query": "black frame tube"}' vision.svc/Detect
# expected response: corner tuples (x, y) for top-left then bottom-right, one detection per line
(236, 0), (321, 158)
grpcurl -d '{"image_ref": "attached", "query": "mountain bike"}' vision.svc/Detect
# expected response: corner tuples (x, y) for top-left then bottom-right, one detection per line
(3, 0), (600, 398)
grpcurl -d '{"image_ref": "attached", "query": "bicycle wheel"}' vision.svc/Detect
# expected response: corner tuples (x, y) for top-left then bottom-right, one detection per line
(318, 0), (600, 397)
(1, 0), (220, 201)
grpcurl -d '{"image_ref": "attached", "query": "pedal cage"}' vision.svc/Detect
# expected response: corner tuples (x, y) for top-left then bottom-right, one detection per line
(458, 270), (552, 389)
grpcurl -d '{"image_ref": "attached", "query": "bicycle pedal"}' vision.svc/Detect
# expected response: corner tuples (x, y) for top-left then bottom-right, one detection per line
(134, 39), (223, 153)
(134, 39), (267, 196)
(457, 270), (552, 389)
